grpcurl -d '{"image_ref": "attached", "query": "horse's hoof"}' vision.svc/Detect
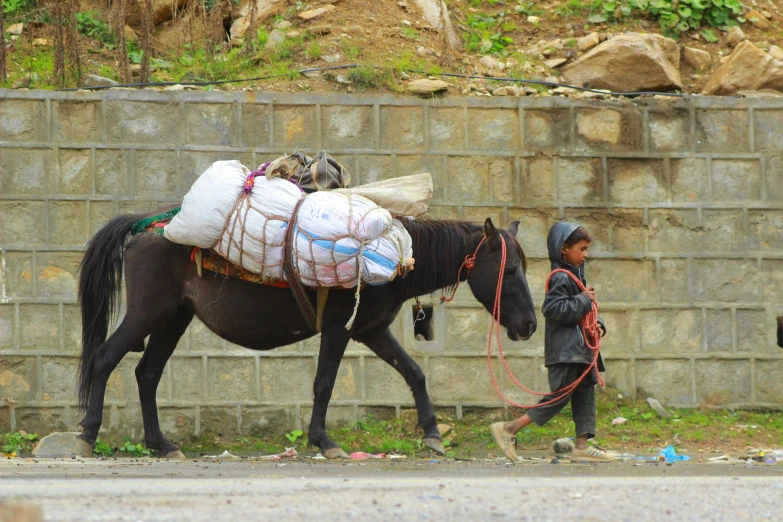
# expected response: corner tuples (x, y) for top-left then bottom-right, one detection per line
(323, 447), (350, 459)
(163, 449), (186, 460)
(75, 437), (93, 458)
(423, 437), (446, 455)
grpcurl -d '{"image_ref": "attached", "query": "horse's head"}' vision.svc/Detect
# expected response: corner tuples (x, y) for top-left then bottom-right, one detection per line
(468, 219), (537, 341)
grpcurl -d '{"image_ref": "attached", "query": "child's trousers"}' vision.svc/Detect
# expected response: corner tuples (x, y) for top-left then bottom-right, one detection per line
(526, 363), (597, 439)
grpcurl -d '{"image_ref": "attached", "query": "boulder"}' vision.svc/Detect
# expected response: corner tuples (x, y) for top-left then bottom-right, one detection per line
(544, 57), (568, 68)
(264, 29), (286, 50)
(577, 32), (600, 52)
(32, 432), (87, 457)
(407, 79), (448, 94)
(298, 4), (335, 21)
(769, 45), (783, 61)
(6, 22), (23, 35)
(683, 47), (712, 70)
(124, 25), (138, 42)
(412, 0), (461, 50)
(726, 26), (747, 47)
(702, 40), (783, 95)
(479, 55), (504, 71)
(747, 9), (771, 29)
(80, 74), (119, 88)
(562, 33), (681, 92)
(274, 19), (292, 29)
(125, 0), (188, 26)
(230, 0), (285, 40)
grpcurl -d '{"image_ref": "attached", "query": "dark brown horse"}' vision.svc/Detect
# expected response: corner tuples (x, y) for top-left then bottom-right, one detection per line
(76, 213), (537, 458)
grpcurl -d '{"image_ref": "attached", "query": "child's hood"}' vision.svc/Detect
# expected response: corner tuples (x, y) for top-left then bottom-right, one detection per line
(547, 221), (585, 277)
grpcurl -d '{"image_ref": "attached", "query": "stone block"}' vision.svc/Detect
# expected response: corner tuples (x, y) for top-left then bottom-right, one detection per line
(429, 357), (500, 403)
(105, 359), (132, 402)
(648, 209), (701, 254)
(94, 149), (129, 196)
(106, 101), (181, 145)
(354, 154), (393, 185)
(695, 109), (749, 153)
(598, 310), (640, 356)
(508, 208), (558, 258)
(574, 108), (642, 152)
(495, 356), (539, 406)
(491, 157), (515, 203)
(62, 305), (81, 354)
(135, 150), (180, 198)
(259, 357), (314, 401)
(463, 206), (505, 228)
(634, 359), (693, 406)
(564, 208), (645, 254)
(639, 309), (703, 354)
(323, 405), (357, 429)
(0, 99), (45, 142)
(524, 259), (552, 305)
(767, 156), (783, 202)
(524, 110), (569, 153)
(52, 100), (102, 143)
(49, 200), (88, 247)
(180, 151), (252, 192)
(58, 149), (92, 195)
(184, 103), (237, 146)
(273, 105), (319, 150)
(89, 201), (116, 237)
(446, 156), (491, 204)
(0, 305), (14, 349)
(556, 158), (603, 204)
(331, 356), (361, 401)
(395, 155), (445, 202)
(748, 210), (783, 252)
(425, 205), (460, 220)
(240, 406), (291, 436)
(607, 159), (667, 204)
(446, 307), (487, 352)
(692, 259), (760, 303)
(379, 106), (425, 150)
(364, 356), (422, 403)
(711, 159), (761, 202)
(658, 258), (689, 303)
(753, 109), (783, 152)
(602, 359), (633, 398)
(200, 406), (240, 437)
(19, 304), (60, 351)
(670, 158), (707, 203)
(695, 360), (751, 404)
(240, 102), (271, 148)
(649, 110), (689, 152)
(0, 356), (37, 402)
(35, 252), (82, 300)
(187, 317), (221, 352)
(0, 201), (47, 246)
(589, 259), (656, 302)
(170, 357), (205, 402)
(38, 357), (80, 402)
(467, 108), (519, 151)
(429, 107), (465, 151)
(761, 260), (783, 303)
(5, 251), (33, 297)
(0, 148), (54, 196)
(15, 407), (70, 435)
(703, 210), (746, 253)
(0, 405), (10, 431)
(754, 360), (783, 405)
(736, 309), (768, 353)
(207, 357), (256, 402)
(520, 157), (555, 205)
(158, 407), (197, 442)
(321, 105), (374, 149)
(706, 309), (733, 353)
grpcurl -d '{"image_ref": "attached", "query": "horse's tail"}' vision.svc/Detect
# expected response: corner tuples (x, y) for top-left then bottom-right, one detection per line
(78, 214), (144, 410)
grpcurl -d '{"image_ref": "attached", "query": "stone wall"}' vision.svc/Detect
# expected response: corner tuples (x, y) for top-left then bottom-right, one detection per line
(1, 89), (781, 440)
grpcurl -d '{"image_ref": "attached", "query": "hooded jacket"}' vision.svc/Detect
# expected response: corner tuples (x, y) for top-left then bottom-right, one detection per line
(541, 222), (606, 370)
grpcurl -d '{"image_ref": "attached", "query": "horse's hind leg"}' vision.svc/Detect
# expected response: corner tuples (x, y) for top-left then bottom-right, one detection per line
(77, 320), (146, 454)
(357, 327), (445, 455)
(135, 307), (193, 459)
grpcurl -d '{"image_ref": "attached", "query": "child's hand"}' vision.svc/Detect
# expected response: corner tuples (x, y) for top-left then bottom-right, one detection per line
(582, 286), (596, 302)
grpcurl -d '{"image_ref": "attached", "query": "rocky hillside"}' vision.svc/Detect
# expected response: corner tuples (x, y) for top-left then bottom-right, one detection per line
(3, 0), (783, 97)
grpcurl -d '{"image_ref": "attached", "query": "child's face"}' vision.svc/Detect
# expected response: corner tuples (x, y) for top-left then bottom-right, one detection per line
(561, 240), (590, 267)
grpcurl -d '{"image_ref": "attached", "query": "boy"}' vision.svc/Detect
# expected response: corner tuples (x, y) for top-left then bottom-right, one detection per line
(490, 222), (616, 463)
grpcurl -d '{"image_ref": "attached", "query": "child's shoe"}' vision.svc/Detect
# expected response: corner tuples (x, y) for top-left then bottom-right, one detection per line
(569, 446), (616, 463)
(490, 422), (519, 462)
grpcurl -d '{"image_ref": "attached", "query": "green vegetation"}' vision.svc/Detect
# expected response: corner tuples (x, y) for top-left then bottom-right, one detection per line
(2, 431), (38, 456)
(75, 11), (114, 47)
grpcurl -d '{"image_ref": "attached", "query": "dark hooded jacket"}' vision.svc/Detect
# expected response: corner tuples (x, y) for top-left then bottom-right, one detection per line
(542, 222), (606, 370)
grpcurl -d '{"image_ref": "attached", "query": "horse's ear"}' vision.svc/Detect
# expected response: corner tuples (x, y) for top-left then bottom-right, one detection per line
(507, 220), (519, 237)
(484, 218), (498, 243)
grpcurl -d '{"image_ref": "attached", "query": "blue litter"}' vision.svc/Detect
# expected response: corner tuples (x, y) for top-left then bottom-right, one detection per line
(657, 445), (691, 463)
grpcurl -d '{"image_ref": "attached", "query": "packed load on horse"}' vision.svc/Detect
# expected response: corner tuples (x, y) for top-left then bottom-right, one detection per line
(164, 152), (433, 289)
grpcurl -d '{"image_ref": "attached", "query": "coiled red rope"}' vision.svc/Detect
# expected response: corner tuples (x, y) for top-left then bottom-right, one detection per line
(442, 235), (604, 410)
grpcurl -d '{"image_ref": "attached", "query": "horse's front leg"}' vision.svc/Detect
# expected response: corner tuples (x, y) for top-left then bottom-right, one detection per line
(308, 324), (351, 459)
(356, 326), (445, 455)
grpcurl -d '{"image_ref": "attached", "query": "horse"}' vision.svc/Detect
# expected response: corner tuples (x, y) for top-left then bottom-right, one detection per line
(75, 212), (537, 459)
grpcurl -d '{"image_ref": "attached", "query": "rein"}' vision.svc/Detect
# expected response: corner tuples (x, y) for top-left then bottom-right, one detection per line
(441, 235), (603, 410)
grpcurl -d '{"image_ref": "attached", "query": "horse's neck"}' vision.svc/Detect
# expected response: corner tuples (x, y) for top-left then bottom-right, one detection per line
(398, 221), (484, 300)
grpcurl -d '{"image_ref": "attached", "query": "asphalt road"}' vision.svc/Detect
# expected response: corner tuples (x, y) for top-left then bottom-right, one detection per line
(2, 458), (782, 521)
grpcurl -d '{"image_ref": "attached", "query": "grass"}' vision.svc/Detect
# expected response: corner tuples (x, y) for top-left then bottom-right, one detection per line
(401, 27), (421, 40)
(305, 41), (323, 61)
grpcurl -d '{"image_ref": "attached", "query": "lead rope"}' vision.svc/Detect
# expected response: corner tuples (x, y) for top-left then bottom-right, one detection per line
(443, 236), (604, 410)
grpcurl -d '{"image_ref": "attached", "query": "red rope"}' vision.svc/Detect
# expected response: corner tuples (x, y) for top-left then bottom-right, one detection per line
(443, 235), (604, 410)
